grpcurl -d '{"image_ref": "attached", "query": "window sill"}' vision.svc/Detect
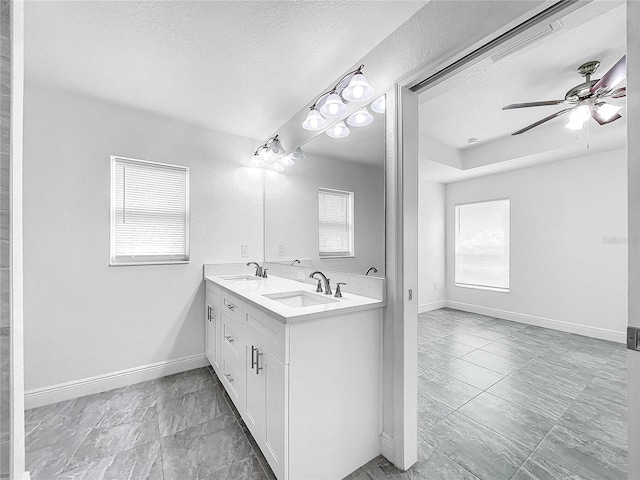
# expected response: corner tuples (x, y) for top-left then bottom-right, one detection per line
(319, 255), (355, 259)
(110, 260), (190, 267)
(454, 283), (509, 293)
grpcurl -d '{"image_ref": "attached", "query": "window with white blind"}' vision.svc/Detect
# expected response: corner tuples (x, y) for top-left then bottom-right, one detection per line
(110, 156), (190, 265)
(318, 188), (354, 257)
(455, 198), (510, 292)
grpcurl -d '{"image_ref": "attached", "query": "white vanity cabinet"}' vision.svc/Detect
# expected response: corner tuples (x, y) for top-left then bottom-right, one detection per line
(205, 279), (382, 480)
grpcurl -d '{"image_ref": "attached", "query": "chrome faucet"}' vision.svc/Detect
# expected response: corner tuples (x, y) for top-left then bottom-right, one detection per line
(291, 259), (301, 265)
(309, 271), (332, 295)
(365, 267), (378, 276)
(246, 262), (263, 277)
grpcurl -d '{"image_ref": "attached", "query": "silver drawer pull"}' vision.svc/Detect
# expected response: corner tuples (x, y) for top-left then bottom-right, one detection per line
(224, 335), (234, 343)
(255, 350), (263, 375)
(224, 299), (236, 311)
(224, 373), (234, 383)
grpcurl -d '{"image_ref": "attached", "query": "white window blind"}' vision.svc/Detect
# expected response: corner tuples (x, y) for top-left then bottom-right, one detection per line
(455, 198), (510, 291)
(318, 188), (354, 257)
(110, 156), (190, 265)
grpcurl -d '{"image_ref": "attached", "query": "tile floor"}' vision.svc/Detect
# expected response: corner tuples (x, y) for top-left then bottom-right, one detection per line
(25, 308), (628, 480)
(347, 308), (627, 480)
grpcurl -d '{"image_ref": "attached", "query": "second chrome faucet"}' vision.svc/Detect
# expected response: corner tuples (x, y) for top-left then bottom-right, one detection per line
(309, 271), (332, 295)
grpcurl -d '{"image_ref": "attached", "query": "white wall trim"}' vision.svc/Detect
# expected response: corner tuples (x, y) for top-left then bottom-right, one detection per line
(380, 432), (394, 462)
(25, 354), (208, 409)
(445, 300), (625, 344)
(23, 472), (31, 480)
(418, 301), (446, 314)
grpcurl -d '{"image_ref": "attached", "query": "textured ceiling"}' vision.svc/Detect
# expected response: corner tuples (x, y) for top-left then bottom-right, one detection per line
(418, 1), (627, 182)
(25, 0), (426, 141)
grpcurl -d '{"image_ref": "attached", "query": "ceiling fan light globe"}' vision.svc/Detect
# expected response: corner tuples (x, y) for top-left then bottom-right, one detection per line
(595, 103), (621, 122)
(569, 105), (591, 123)
(565, 119), (584, 130)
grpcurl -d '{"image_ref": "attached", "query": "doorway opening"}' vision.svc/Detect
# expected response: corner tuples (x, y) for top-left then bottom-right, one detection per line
(412, 1), (628, 478)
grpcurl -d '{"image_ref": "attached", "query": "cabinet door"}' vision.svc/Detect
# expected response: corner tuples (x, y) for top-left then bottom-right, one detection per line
(221, 313), (246, 411)
(254, 345), (287, 480)
(205, 302), (220, 369)
(244, 342), (265, 443)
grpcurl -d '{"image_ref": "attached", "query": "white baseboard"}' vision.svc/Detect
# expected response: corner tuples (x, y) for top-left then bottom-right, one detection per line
(418, 300), (446, 314)
(445, 300), (626, 344)
(380, 431), (394, 462)
(23, 472), (31, 480)
(25, 354), (208, 409)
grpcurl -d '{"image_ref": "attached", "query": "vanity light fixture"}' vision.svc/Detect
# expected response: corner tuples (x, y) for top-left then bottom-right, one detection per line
(251, 135), (292, 171)
(370, 95), (385, 114)
(289, 147), (305, 160)
(347, 106), (374, 127)
(302, 64), (375, 131)
(280, 156), (295, 167)
(326, 121), (350, 139)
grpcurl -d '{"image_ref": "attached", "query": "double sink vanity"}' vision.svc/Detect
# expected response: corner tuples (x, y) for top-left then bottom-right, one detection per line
(203, 264), (385, 480)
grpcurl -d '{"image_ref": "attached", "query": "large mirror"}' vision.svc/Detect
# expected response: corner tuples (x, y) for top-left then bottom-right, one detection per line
(264, 96), (386, 277)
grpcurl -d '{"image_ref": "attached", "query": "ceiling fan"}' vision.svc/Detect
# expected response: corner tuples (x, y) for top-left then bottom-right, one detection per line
(503, 55), (627, 135)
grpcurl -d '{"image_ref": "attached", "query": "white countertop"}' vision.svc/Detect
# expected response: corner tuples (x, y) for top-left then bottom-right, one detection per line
(204, 273), (385, 323)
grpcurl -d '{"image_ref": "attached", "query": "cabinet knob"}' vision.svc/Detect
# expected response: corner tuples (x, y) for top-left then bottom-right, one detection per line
(224, 335), (234, 344)
(224, 373), (234, 383)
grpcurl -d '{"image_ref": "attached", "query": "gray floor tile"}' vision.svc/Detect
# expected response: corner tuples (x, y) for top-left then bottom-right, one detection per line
(460, 349), (527, 375)
(424, 412), (531, 480)
(534, 424), (627, 480)
(419, 336), (478, 358)
(558, 396), (627, 448)
(58, 440), (163, 480)
(479, 339), (541, 363)
(155, 367), (217, 400)
(419, 370), (482, 410)
(70, 404), (159, 466)
(443, 332), (495, 349)
(210, 455), (269, 480)
(417, 394), (455, 431)
(457, 393), (556, 450)
(160, 415), (253, 480)
(157, 382), (231, 437)
(487, 375), (573, 420)
(511, 453), (587, 480)
(508, 365), (589, 400)
(418, 348), (456, 373)
(436, 359), (505, 390)
(412, 442), (480, 479)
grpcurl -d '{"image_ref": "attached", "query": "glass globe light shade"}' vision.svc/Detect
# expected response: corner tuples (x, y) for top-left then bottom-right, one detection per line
(319, 92), (348, 119)
(342, 73), (374, 102)
(302, 109), (327, 131)
(347, 107), (374, 127)
(326, 121), (351, 139)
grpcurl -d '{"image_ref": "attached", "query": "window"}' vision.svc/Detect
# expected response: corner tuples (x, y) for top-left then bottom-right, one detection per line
(455, 198), (510, 292)
(110, 156), (190, 265)
(318, 188), (354, 257)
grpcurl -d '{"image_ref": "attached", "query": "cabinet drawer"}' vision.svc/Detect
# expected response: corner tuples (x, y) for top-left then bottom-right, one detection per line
(221, 291), (242, 325)
(244, 302), (287, 365)
(206, 282), (222, 307)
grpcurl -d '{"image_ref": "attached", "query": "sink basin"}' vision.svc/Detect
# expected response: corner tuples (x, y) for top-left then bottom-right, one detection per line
(219, 274), (260, 281)
(263, 291), (339, 308)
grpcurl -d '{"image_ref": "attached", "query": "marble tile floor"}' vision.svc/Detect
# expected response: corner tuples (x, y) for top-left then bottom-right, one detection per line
(25, 308), (628, 480)
(25, 367), (277, 480)
(369, 307), (626, 480)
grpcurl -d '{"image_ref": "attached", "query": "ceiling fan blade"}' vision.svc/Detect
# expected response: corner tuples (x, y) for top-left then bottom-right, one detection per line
(502, 100), (567, 110)
(591, 110), (622, 126)
(591, 55), (626, 94)
(610, 87), (626, 98)
(511, 107), (574, 135)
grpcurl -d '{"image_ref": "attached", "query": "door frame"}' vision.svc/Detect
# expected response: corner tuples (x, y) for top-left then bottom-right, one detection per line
(392, 0), (638, 473)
